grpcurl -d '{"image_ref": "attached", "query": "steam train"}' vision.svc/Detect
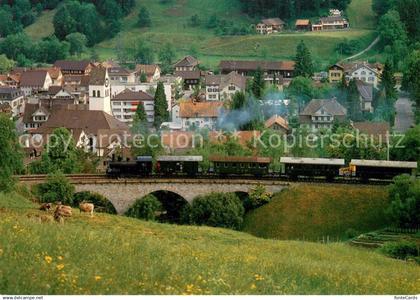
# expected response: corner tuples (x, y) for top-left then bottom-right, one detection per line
(106, 155), (418, 182)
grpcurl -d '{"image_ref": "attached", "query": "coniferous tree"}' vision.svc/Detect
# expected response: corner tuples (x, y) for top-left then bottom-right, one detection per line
(251, 68), (265, 99)
(138, 6), (151, 27)
(380, 60), (397, 101)
(132, 102), (148, 134)
(294, 40), (314, 78)
(153, 82), (169, 128)
(346, 79), (362, 121)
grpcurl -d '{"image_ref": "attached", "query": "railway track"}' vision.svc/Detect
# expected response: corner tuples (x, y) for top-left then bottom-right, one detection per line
(16, 173), (392, 186)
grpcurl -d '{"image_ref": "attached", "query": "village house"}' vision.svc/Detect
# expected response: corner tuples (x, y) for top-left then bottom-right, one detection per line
(219, 60), (295, 84)
(179, 101), (224, 130)
(39, 67), (63, 86)
(295, 19), (311, 31)
(256, 18), (285, 35)
(0, 87), (25, 118)
(54, 60), (93, 75)
(174, 70), (203, 90)
(135, 64), (161, 83)
(264, 114), (289, 135)
(299, 98), (347, 131)
(111, 89), (155, 126)
(20, 70), (53, 96)
(356, 80), (374, 113)
(352, 121), (390, 141)
(108, 66), (136, 84)
(0, 74), (20, 87)
(174, 56), (199, 72)
(204, 72), (247, 101)
(312, 16), (349, 31)
(62, 74), (90, 103)
(328, 62), (383, 88)
(31, 108), (129, 156)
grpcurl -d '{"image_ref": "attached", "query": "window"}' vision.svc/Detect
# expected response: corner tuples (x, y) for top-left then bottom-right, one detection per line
(97, 90), (101, 97)
(368, 77), (374, 82)
(92, 90), (96, 97)
(228, 85), (236, 91)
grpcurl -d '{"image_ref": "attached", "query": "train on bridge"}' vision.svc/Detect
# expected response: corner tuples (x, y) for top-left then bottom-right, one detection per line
(106, 155), (418, 183)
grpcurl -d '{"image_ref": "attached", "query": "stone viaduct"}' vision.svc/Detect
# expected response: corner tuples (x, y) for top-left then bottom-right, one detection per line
(72, 178), (289, 214)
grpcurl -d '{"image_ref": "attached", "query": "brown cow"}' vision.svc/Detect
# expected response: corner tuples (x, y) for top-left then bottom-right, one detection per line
(39, 203), (52, 211)
(79, 202), (94, 217)
(54, 203), (72, 223)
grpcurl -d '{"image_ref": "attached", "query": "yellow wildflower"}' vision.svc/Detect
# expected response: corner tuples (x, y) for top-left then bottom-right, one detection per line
(56, 264), (65, 271)
(44, 256), (53, 264)
(58, 256), (63, 260)
(95, 275), (102, 281)
(250, 283), (257, 289)
(0, 248), (3, 256)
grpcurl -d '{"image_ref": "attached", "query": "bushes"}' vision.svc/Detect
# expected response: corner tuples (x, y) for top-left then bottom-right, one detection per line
(73, 191), (116, 214)
(34, 172), (75, 205)
(182, 192), (245, 230)
(379, 241), (419, 260)
(125, 195), (162, 221)
(243, 185), (272, 211)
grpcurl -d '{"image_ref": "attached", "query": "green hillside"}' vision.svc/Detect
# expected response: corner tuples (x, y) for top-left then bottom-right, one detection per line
(243, 184), (390, 241)
(0, 192), (418, 295)
(24, 0), (378, 68)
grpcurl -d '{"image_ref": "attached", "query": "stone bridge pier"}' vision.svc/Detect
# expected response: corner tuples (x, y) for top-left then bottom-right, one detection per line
(73, 179), (289, 214)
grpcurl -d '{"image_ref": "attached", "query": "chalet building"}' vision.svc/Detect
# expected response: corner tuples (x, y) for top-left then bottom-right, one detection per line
(295, 19), (311, 31)
(312, 16), (349, 31)
(54, 60), (93, 75)
(31, 108), (128, 156)
(89, 66), (111, 115)
(256, 18), (285, 35)
(23, 102), (51, 131)
(45, 86), (75, 101)
(111, 89), (155, 126)
(0, 74), (20, 87)
(204, 72), (247, 101)
(174, 70), (203, 90)
(328, 62), (383, 88)
(135, 64), (161, 83)
(20, 70), (52, 96)
(356, 80), (374, 113)
(264, 114), (289, 135)
(174, 56), (199, 72)
(299, 98), (347, 131)
(219, 60), (295, 83)
(0, 87), (25, 117)
(179, 101), (224, 130)
(38, 67), (63, 86)
(108, 66), (136, 84)
(63, 75), (90, 103)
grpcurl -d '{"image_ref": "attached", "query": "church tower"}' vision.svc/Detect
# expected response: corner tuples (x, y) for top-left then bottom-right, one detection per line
(89, 66), (111, 115)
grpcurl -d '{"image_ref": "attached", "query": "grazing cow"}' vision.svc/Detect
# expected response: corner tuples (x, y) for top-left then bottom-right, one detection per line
(79, 202), (94, 217)
(39, 203), (52, 211)
(54, 203), (72, 223)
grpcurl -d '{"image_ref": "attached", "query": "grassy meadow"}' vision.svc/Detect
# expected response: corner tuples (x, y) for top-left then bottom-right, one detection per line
(1, 191), (419, 295)
(243, 184), (391, 241)
(24, 0), (380, 68)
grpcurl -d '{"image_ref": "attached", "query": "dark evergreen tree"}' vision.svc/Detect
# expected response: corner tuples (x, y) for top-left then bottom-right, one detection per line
(294, 40), (314, 78)
(251, 68), (265, 99)
(153, 82), (169, 128)
(380, 60), (397, 101)
(346, 79), (362, 121)
(138, 6), (151, 27)
(132, 102), (148, 134)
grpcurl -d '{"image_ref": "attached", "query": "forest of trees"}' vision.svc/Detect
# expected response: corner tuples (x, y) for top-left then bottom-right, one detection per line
(239, 0), (351, 19)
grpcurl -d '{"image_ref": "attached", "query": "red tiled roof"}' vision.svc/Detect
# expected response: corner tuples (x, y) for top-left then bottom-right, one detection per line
(179, 101), (224, 118)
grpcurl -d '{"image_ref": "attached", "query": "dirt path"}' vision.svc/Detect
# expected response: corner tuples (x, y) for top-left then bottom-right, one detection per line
(341, 36), (380, 61)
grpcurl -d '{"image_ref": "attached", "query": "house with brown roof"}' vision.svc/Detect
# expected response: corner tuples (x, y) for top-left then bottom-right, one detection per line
(0, 87), (25, 117)
(328, 62), (383, 88)
(20, 70), (52, 96)
(204, 72), (247, 101)
(32, 108), (129, 156)
(54, 60), (93, 75)
(256, 18), (285, 35)
(111, 89), (155, 126)
(355, 80), (373, 113)
(312, 16), (349, 31)
(0, 74), (20, 87)
(265, 114), (289, 135)
(179, 101), (224, 130)
(108, 66), (136, 84)
(135, 64), (161, 83)
(38, 67), (63, 86)
(174, 70), (203, 90)
(219, 60), (295, 83)
(174, 56), (199, 72)
(299, 98), (347, 131)
(295, 19), (311, 31)
(352, 122), (390, 140)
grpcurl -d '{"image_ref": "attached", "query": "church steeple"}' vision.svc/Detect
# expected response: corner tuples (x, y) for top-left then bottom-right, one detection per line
(89, 66), (111, 115)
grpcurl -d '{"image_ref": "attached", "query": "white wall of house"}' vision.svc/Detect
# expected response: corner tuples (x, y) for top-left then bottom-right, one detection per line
(348, 66), (379, 88)
(111, 99), (155, 125)
(181, 117), (218, 130)
(0, 95), (24, 117)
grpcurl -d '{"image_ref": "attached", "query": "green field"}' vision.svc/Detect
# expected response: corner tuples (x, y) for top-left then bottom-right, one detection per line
(24, 0), (379, 69)
(243, 184), (391, 241)
(1, 191), (419, 295)
(24, 9), (56, 40)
